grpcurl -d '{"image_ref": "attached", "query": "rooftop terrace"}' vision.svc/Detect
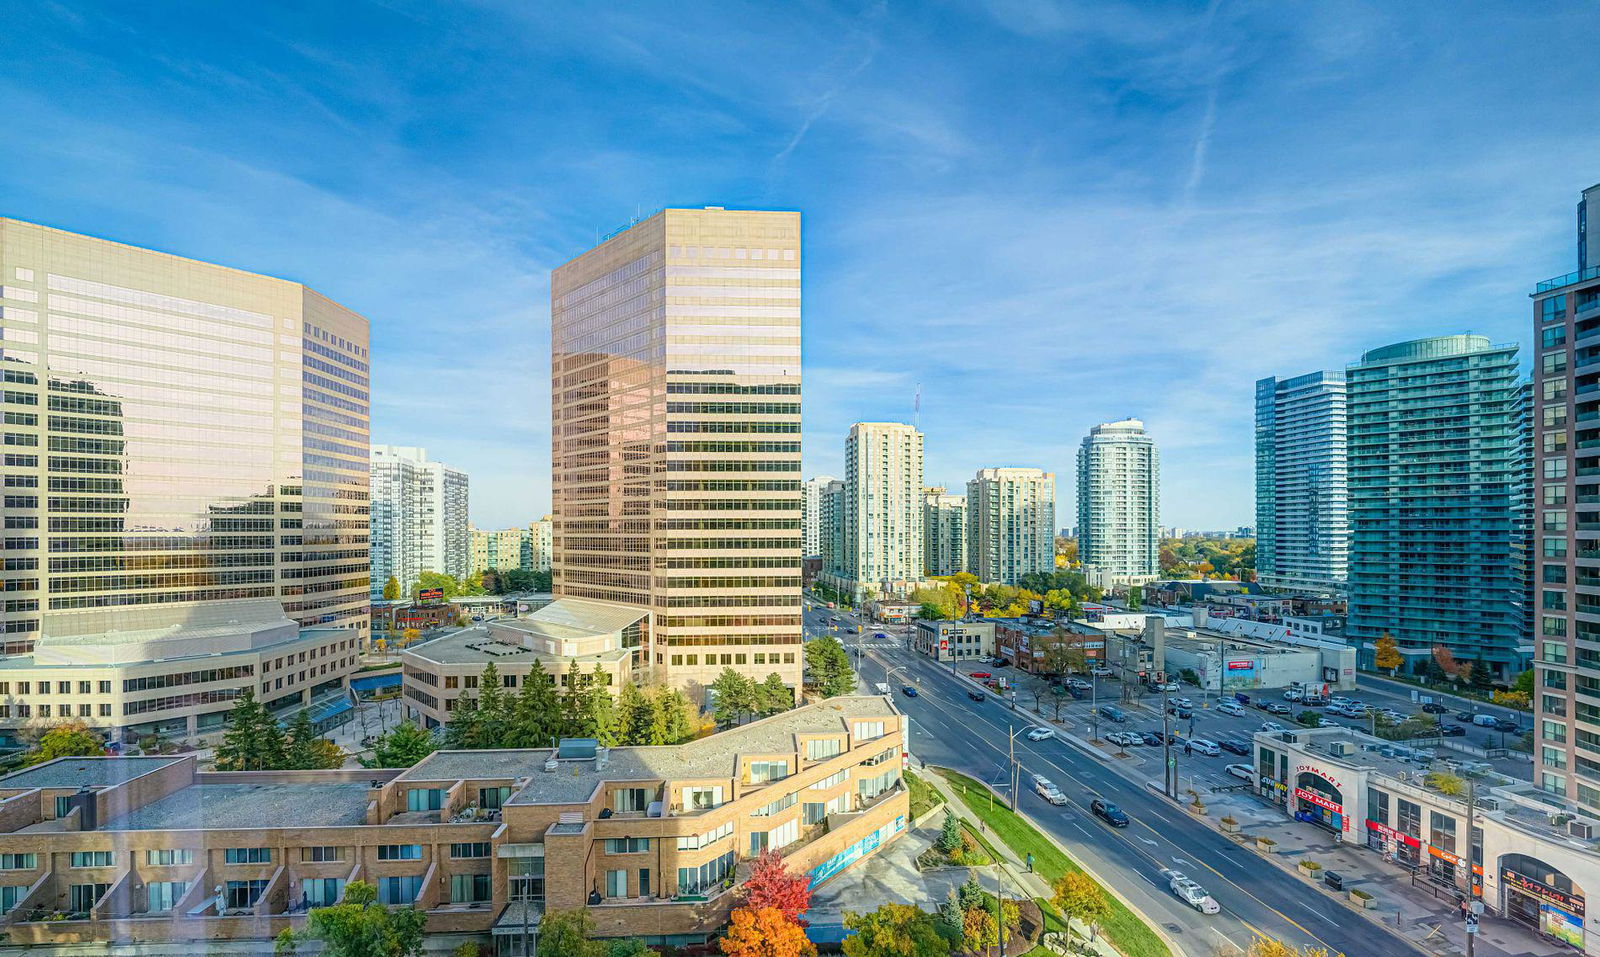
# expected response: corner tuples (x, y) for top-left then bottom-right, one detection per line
(101, 782), (373, 831)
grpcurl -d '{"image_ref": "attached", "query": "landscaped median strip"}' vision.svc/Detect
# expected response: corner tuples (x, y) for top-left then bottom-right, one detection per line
(936, 768), (1173, 957)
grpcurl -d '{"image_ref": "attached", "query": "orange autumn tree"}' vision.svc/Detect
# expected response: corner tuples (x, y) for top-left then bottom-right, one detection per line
(721, 907), (815, 957)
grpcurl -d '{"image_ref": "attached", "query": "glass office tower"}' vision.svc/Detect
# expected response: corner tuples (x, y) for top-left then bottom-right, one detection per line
(550, 208), (802, 702)
(0, 217), (371, 648)
(1254, 371), (1348, 594)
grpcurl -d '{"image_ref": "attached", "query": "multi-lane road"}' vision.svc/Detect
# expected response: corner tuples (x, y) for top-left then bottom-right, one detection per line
(804, 600), (1417, 957)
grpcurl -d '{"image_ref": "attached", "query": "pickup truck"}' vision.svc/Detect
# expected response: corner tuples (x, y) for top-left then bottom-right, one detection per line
(1160, 870), (1221, 914)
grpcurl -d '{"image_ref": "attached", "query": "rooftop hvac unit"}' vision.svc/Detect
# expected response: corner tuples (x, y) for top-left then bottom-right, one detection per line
(1570, 820), (1595, 840)
(1329, 742), (1353, 757)
(1474, 797), (1501, 812)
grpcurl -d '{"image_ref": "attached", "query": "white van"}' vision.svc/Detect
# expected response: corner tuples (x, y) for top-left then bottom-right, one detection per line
(873, 682), (891, 695)
(1188, 738), (1221, 756)
(1217, 701), (1246, 717)
(1471, 713), (1499, 727)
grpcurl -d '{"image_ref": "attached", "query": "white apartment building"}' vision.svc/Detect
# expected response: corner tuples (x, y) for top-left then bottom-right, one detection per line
(838, 423), (924, 598)
(966, 468), (1055, 585)
(1255, 372), (1348, 594)
(923, 486), (968, 578)
(803, 475), (838, 558)
(1076, 419), (1159, 581)
(530, 515), (553, 572)
(819, 479), (846, 577)
(370, 445), (470, 596)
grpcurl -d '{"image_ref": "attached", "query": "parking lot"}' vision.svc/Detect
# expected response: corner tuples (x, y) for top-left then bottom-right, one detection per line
(949, 659), (1532, 792)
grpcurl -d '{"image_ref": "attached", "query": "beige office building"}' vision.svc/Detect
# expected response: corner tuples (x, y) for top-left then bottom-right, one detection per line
(836, 423), (925, 598)
(471, 525), (529, 575)
(550, 208), (802, 704)
(966, 467), (1056, 585)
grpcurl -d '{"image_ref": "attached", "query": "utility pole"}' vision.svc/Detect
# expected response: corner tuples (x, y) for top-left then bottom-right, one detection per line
(1091, 675), (1100, 742)
(1161, 677), (1175, 798)
(1465, 775), (1480, 956)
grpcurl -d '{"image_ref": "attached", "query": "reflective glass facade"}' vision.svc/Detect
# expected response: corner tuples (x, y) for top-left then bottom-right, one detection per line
(1254, 371), (1348, 594)
(1076, 419), (1159, 579)
(550, 208), (802, 701)
(0, 218), (370, 647)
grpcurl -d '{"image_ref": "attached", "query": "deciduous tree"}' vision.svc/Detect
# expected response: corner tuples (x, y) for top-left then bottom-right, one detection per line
(1373, 633), (1402, 675)
(273, 879), (427, 957)
(382, 576), (400, 601)
(960, 907), (997, 952)
(842, 903), (946, 957)
(721, 907), (815, 957)
(363, 720), (436, 768)
(24, 722), (105, 766)
(739, 849), (812, 925)
(537, 907), (605, 957)
(711, 668), (757, 726)
(1051, 872), (1109, 947)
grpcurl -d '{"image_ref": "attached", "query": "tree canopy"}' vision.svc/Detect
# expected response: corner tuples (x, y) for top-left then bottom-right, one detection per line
(24, 722), (106, 766)
(721, 907), (815, 957)
(363, 720), (438, 768)
(740, 849), (812, 925)
(1157, 537), (1255, 580)
(274, 879), (427, 957)
(443, 663), (696, 752)
(803, 636), (855, 697)
(842, 903), (946, 957)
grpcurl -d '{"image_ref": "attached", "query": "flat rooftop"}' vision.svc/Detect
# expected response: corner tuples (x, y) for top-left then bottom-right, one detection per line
(0, 757), (185, 791)
(404, 630), (629, 667)
(399, 696), (900, 805)
(101, 782), (372, 831)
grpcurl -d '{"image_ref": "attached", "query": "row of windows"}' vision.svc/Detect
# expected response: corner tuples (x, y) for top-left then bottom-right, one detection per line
(124, 665), (254, 693)
(665, 402), (800, 415)
(664, 441), (799, 454)
(665, 422), (799, 434)
(667, 652), (797, 666)
(665, 382), (799, 395)
(664, 461), (800, 472)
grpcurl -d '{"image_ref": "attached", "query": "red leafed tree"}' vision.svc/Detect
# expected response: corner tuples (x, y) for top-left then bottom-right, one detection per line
(739, 849), (812, 925)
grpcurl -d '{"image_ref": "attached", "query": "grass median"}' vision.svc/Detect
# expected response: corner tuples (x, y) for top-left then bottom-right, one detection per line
(937, 769), (1171, 957)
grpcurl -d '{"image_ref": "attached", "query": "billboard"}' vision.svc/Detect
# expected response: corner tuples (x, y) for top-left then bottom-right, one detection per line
(417, 587), (445, 602)
(1226, 659), (1255, 671)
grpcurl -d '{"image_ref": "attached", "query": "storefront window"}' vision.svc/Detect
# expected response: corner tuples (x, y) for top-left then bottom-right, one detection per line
(1501, 853), (1586, 949)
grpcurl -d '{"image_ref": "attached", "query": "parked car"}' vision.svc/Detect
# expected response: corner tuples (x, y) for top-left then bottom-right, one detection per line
(1139, 730), (1167, 746)
(1152, 681), (1179, 692)
(1217, 701), (1246, 717)
(1025, 727), (1055, 742)
(1422, 702), (1449, 714)
(873, 682), (891, 694)
(1260, 721), (1286, 733)
(1220, 738), (1251, 755)
(1188, 738), (1221, 757)
(901, 686), (918, 697)
(970, 671), (992, 679)
(1438, 724), (1466, 737)
(1379, 709), (1409, 723)
(1090, 666), (1115, 677)
(991, 658), (1009, 668)
(1168, 705), (1194, 719)
(1162, 870), (1221, 914)
(967, 689), (987, 702)
(1283, 688), (1304, 702)
(1454, 710), (1476, 722)
(1098, 706), (1128, 723)
(1225, 763), (1254, 781)
(1105, 731), (1132, 746)
(1091, 799), (1129, 827)
(1493, 719), (1523, 734)
(1263, 702), (1292, 715)
(1472, 713), (1499, 727)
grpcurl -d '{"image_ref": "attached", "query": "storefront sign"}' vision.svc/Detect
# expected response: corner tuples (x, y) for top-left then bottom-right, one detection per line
(1503, 869), (1585, 917)
(1365, 820), (1421, 848)
(1294, 787), (1342, 813)
(1227, 659), (1255, 670)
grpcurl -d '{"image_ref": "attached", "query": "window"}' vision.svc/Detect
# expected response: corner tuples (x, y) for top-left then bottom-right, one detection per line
(224, 847), (271, 864)
(683, 786), (723, 810)
(450, 842), (492, 859)
(853, 721), (886, 741)
(1546, 459), (1569, 480)
(450, 872), (492, 903)
(70, 851), (113, 868)
(0, 854), (35, 870)
(378, 875), (423, 905)
(677, 821), (733, 851)
(146, 880), (186, 912)
(750, 818), (799, 855)
(747, 760), (788, 784)
(1545, 536), (1569, 558)
(146, 849), (194, 866)
(300, 846), (343, 863)
(605, 869), (628, 898)
(377, 844), (422, 861)
(479, 786), (512, 810)
(1367, 788), (1390, 826)
(303, 877), (343, 907)
(70, 883), (109, 912)
(1397, 799), (1422, 839)
(225, 879), (269, 909)
(805, 738), (842, 761)
(0, 885), (23, 914)
(810, 769), (848, 791)
(677, 850), (734, 895)
(605, 837), (650, 854)
(754, 793), (797, 817)
(407, 788), (443, 811)
(509, 857), (545, 902)
(614, 787), (648, 813)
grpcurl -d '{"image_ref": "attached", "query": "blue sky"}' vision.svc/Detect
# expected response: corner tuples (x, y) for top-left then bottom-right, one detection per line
(3, 1), (1597, 529)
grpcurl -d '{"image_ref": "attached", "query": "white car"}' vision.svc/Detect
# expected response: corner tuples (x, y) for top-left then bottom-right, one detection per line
(1171, 697), (1193, 709)
(1031, 775), (1055, 796)
(1188, 738), (1221, 756)
(1225, 763), (1253, 781)
(1161, 870), (1222, 914)
(1216, 701), (1246, 717)
(1259, 721), (1286, 733)
(1041, 787), (1068, 806)
(1153, 681), (1179, 692)
(1112, 732), (1141, 746)
(1090, 666), (1114, 677)
(1025, 727), (1055, 742)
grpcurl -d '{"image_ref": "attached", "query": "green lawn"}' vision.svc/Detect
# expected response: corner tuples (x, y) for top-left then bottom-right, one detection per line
(937, 770), (1171, 957)
(906, 768), (946, 819)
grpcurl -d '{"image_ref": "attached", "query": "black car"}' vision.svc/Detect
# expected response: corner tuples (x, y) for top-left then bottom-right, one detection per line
(1493, 719), (1523, 734)
(1438, 724), (1465, 736)
(967, 689), (986, 702)
(1220, 739), (1251, 755)
(1454, 710), (1476, 722)
(1421, 702), (1449, 714)
(1091, 798), (1129, 827)
(1167, 705), (1193, 719)
(1139, 731), (1165, 746)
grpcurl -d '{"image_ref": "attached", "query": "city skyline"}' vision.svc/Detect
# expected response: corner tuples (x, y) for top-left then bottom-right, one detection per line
(5, 3), (1597, 529)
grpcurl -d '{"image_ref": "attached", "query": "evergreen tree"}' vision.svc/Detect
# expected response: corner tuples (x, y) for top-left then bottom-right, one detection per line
(616, 682), (654, 746)
(938, 890), (963, 933)
(474, 663), (509, 748)
(284, 710), (322, 770)
(507, 660), (561, 748)
(804, 636), (855, 698)
(711, 668), (756, 726)
(576, 664), (617, 746)
(757, 673), (792, 716)
(443, 695), (480, 750)
(1471, 654), (1493, 691)
(216, 688), (287, 771)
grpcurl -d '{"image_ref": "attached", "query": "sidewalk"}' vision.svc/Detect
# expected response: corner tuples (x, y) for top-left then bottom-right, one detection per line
(923, 769), (1138, 957)
(1195, 788), (1548, 957)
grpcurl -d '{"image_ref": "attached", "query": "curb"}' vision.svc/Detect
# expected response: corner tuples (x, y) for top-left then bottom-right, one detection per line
(928, 766), (1193, 957)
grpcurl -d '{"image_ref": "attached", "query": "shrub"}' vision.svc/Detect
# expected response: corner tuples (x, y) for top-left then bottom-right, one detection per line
(1297, 859), (1321, 871)
(1350, 889), (1373, 900)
